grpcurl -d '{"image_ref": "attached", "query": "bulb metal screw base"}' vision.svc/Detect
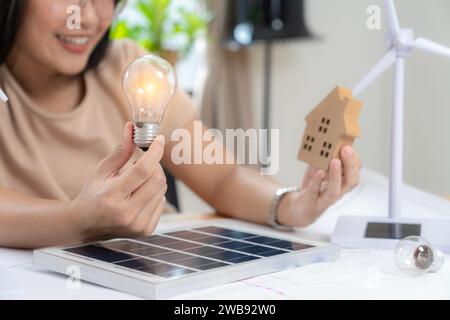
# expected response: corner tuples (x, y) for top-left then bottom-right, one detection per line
(133, 122), (160, 151)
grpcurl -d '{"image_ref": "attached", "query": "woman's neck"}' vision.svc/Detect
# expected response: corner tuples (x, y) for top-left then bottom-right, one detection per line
(6, 53), (85, 114)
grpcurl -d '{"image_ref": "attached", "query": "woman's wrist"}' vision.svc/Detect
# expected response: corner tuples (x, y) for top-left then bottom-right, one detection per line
(275, 191), (298, 227)
(61, 201), (85, 244)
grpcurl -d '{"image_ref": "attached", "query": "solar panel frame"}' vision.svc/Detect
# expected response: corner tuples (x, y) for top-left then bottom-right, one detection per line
(34, 223), (340, 299)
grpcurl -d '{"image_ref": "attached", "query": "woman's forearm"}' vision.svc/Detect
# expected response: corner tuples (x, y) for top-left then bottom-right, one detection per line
(208, 165), (285, 225)
(0, 187), (77, 249)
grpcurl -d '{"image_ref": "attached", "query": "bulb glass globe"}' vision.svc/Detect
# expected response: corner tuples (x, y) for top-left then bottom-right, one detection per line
(123, 55), (177, 150)
(394, 236), (445, 276)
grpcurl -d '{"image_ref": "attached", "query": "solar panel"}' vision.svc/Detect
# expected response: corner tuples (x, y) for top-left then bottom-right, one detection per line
(34, 223), (340, 299)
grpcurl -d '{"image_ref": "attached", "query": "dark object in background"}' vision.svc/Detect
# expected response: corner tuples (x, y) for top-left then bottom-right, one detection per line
(224, 0), (313, 165)
(225, 0), (312, 47)
(164, 167), (180, 211)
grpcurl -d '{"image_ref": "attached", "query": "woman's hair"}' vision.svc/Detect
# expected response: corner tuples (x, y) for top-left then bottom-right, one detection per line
(0, 0), (118, 71)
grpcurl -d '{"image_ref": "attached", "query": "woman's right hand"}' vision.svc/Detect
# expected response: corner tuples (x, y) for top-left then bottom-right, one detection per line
(66, 123), (168, 242)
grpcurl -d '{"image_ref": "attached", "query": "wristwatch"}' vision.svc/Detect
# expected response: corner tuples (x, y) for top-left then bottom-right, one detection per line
(268, 186), (299, 231)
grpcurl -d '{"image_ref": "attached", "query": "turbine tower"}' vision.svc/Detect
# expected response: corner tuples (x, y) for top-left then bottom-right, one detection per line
(332, 0), (450, 252)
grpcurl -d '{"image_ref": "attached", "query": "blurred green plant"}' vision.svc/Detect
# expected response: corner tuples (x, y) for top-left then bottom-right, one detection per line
(111, 0), (210, 60)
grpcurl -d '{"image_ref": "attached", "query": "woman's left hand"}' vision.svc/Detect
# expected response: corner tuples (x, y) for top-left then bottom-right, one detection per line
(277, 146), (362, 228)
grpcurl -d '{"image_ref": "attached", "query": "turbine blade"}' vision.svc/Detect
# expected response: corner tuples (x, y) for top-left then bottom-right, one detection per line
(0, 89), (7, 102)
(385, 0), (400, 33)
(353, 49), (397, 97)
(412, 37), (450, 59)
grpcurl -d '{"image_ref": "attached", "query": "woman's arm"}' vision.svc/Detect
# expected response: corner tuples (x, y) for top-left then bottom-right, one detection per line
(0, 124), (168, 249)
(163, 120), (361, 228)
(0, 187), (75, 249)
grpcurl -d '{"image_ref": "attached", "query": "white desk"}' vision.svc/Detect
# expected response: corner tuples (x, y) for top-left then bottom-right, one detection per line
(1, 169), (450, 300)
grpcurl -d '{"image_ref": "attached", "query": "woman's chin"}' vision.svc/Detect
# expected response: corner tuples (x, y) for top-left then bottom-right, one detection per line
(53, 45), (95, 75)
(56, 59), (89, 76)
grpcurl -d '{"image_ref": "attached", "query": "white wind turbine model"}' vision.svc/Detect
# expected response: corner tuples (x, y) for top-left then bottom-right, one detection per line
(0, 88), (7, 102)
(332, 0), (450, 252)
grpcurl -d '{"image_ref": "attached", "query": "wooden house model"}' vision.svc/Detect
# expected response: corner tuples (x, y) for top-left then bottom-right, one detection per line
(298, 86), (363, 171)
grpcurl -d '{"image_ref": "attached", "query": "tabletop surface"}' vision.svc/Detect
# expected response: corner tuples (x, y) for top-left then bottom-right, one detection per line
(1, 169), (450, 300)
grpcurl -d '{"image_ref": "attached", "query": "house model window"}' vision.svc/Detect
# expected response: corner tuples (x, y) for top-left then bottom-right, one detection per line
(298, 86), (363, 171)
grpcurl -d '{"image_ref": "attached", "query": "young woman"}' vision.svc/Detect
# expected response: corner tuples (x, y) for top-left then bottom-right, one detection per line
(0, 0), (361, 249)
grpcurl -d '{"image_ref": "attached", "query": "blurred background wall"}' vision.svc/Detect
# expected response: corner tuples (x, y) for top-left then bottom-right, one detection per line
(248, 0), (450, 199)
(117, 0), (450, 212)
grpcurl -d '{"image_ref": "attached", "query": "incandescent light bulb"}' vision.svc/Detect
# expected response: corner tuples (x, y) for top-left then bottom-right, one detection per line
(394, 236), (445, 276)
(122, 55), (177, 151)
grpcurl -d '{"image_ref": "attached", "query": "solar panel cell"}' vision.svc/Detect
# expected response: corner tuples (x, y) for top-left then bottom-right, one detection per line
(115, 258), (161, 269)
(65, 245), (135, 263)
(140, 236), (179, 246)
(196, 261), (229, 271)
(165, 231), (207, 241)
(102, 240), (148, 252)
(155, 252), (194, 263)
(162, 241), (201, 251)
(162, 268), (197, 279)
(137, 262), (188, 276)
(206, 250), (256, 263)
(228, 255), (260, 263)
(191, 236), (230, 245)
(185, 246), (224, 256)
(258, 249), (288, 257)
(233, 245), (283, 255)
(215, 241), (254, 250)
(171, 257), (222, 269)
(194, 227), (255, 239)
(245, 236), (280, 245)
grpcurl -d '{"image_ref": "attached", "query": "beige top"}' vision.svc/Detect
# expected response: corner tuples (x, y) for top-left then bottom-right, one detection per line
(0, 40), (196, 203)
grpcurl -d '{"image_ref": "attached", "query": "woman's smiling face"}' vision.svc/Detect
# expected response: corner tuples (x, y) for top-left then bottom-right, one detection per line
(10, 0), (115, 75)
